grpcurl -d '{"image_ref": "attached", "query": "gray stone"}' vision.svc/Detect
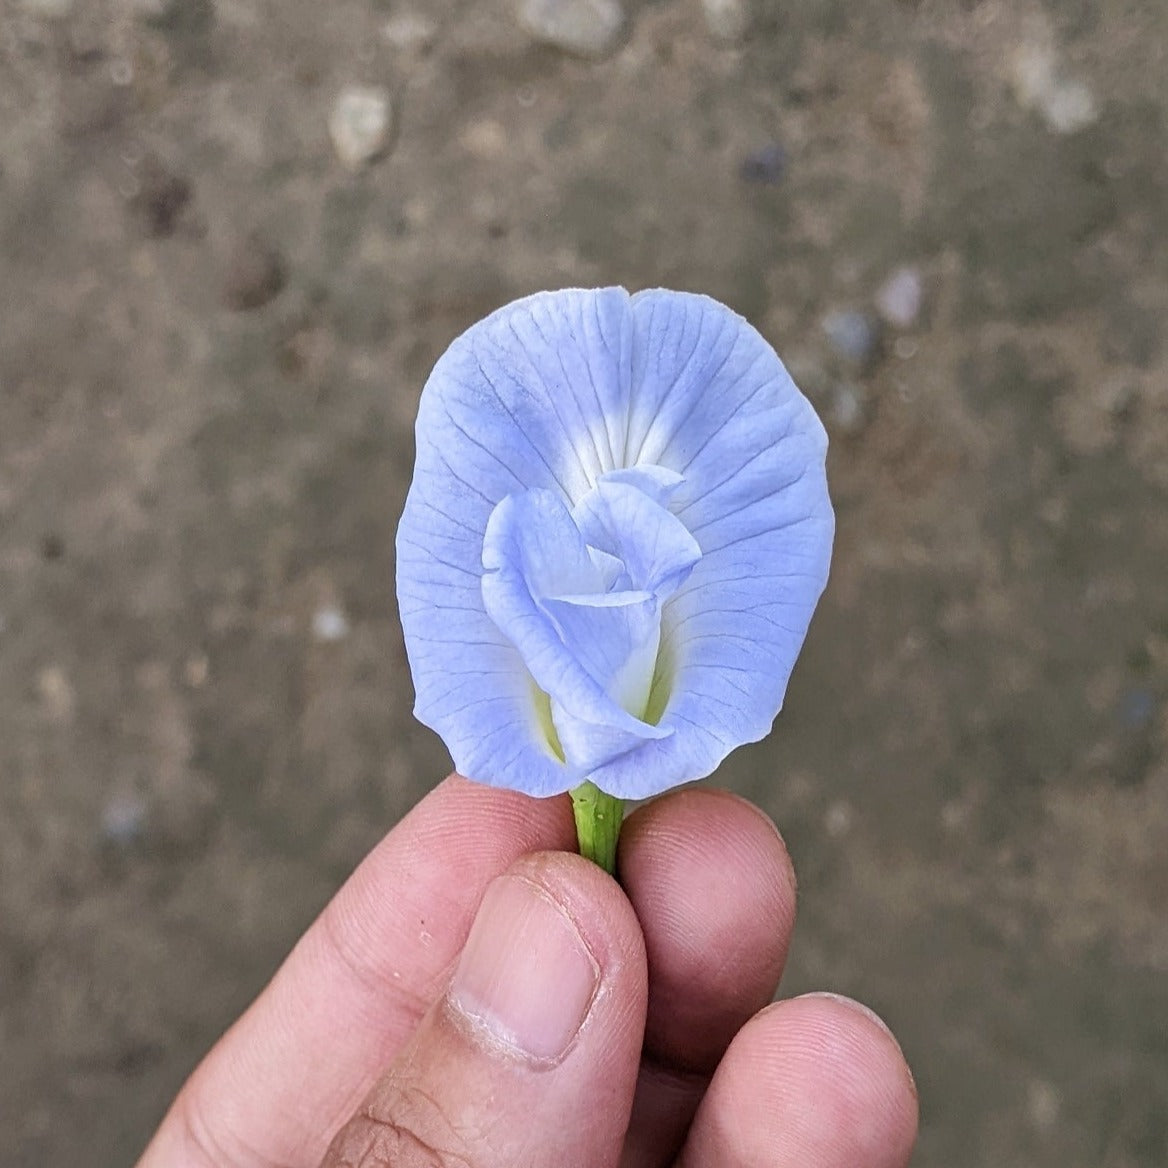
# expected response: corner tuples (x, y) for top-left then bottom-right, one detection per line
(221, 233), (285, 311)
(129, 0), (214, 36)
(701, 0), (751, 45)
(382, 11), (439, 52)
(517, 0), (625, 59)
(312, 604), (350, 643)
(829, 382), (868, 436)
(739, 143), (786, 186)
(875, 266), (923, 330)
(822, 309), (879, 367)
(329, 85), (394, 170)
(128, 0), (176, 20)
(101, 794), (148, 847)
(127, 154), (193, 239)
(22, 0), (73, 18)
(1010, 41), (1098, 135)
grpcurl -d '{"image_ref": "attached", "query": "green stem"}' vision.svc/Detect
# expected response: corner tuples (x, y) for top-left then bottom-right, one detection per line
(569, 780), (624, 875)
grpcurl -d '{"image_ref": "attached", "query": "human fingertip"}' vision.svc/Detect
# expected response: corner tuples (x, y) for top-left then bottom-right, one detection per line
(797, 991), (897, 1041)
(700, 994), (919, 1168)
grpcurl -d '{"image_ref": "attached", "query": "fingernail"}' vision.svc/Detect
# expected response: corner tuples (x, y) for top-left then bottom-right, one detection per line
(449, 875), (599, 1063)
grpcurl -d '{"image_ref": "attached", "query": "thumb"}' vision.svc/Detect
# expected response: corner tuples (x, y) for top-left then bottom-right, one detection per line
(320, 851), (648, 1168)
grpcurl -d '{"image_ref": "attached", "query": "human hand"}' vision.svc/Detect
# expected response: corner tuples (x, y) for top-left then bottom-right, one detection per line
(136, 776), (917, 1168)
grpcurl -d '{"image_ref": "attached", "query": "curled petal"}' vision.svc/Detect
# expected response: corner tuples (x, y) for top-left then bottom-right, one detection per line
(581, 290), (833, 799)
(571, 477), (701, 597)
(397, 290), (638, 795)
(540, 591), (660, 708)
(481, 488), (669, 737)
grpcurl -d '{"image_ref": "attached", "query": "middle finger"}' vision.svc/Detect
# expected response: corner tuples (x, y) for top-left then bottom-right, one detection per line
(616, 787), (798, 1167)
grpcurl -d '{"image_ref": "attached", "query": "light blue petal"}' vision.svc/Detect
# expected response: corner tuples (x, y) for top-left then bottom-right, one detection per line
(550, 701), (664, 776)
(480, 488), (669, 759)
(396, 287), (833, 801)
(571, 477), (701, 598)
(396, 289), (637, 797)
(541, 591), (661, 720)
(597, 464), (685, 507)
(581, 290), (834, 800)
(540, 592), (658, 688)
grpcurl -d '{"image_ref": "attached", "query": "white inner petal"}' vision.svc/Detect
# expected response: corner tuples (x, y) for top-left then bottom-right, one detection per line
(480, 465), (702, 771)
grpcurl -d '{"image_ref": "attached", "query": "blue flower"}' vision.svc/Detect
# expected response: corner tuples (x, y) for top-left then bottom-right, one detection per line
(396, 288), (833, 802)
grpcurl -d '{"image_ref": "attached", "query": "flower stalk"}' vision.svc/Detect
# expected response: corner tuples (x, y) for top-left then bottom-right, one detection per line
(569, 780), (623, 875)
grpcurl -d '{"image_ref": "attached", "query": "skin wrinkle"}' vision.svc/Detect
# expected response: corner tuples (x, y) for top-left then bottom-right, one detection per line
(177, 1089), (253, 1168)
(330, 1108), (472, 1168)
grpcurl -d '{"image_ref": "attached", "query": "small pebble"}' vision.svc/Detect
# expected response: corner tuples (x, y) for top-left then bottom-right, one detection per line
(1118, 688), (1155, 729)
(221, 232), (285, 311)
(37, 665), (75, 723)
(1010, 42), (1098, 135)
(109, 58), (134, 86)
(183, 654), (210, 688)
(1027, 1079), (1061, 1133)
(824, 799), (854, 839)
(129, 0), (172, 18)
(739, 143), (787, 186)
(516, 0), (626, 59)
(382, 11), (438, 52)
(131, 0), (213, 30)
(875, 266), (923, 329)
(822, 309), (879, 367)
(329, 85), (394, 170)
(829, 382), (868, 436)
(941, 799), (972, 832)
(312, 604), (350, 643)
(22, 0), (74, 18)
(128, 155), (192, 238)
(460, 118), (508, 160)
(701, 0), (751, 44)
(101, 793), (148, 847)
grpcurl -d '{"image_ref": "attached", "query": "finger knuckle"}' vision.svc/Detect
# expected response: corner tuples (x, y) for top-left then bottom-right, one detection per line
(324, 1086), (474, 1168)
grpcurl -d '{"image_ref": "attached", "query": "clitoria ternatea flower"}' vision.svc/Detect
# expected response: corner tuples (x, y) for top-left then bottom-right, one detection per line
(396, 288), (834, 871)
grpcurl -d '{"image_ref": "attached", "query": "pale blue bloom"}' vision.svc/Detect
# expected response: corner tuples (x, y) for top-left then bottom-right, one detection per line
(396, 288), (833, 801)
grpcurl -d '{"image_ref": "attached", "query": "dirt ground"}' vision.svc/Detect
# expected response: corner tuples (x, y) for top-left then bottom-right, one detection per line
(1, 0), (1166, 1164)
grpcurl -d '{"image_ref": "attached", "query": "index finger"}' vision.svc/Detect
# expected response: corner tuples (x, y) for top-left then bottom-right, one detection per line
(136, 775), (574, 1168)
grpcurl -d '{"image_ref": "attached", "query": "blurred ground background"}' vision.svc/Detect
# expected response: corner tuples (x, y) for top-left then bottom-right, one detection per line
(1, 0), (1166, 1164)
